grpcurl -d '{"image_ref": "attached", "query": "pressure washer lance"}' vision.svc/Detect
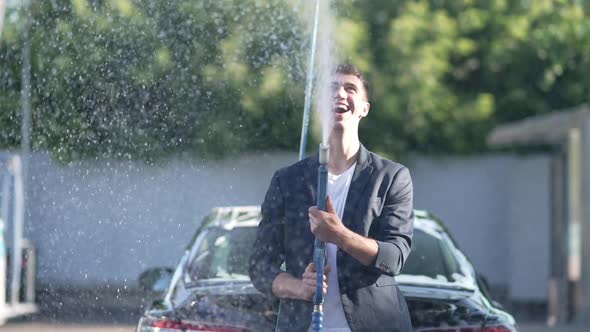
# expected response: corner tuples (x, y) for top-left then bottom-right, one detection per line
(312, 143), (329, 332)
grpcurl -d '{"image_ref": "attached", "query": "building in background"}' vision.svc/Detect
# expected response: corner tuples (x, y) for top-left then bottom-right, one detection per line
(488, 104), (590, 325)
(0, 153), (37, 324)
(18, 149), (553, 321)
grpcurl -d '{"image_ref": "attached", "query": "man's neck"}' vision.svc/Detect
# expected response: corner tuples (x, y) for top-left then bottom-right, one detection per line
(327, 130), (360, 175)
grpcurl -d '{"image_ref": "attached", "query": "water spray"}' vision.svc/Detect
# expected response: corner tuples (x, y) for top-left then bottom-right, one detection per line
(295, 1), (330, 329)
(298, 0), (320, 161)
(312, 143), (329, 332)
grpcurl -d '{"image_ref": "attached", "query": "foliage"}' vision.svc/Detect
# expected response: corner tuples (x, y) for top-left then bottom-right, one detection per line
(1, 0), (305, 161)
(1, 0), (589, 160)
(338, 0), (590, 157)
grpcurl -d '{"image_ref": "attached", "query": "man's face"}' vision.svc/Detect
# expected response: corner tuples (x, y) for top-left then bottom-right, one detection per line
(331, 73), (370, 130)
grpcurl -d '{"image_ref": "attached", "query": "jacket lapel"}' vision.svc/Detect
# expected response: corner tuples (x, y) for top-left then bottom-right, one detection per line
(342, 145), (373, 228)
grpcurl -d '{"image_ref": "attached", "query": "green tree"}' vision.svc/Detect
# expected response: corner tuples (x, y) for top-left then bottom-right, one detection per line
(2, 0), (589, 161)
(337, 0), (590, 158)
(1, 0), (306, 161)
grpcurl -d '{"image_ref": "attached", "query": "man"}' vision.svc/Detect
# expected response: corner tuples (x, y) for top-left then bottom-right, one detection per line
(249, 64), (414, 332)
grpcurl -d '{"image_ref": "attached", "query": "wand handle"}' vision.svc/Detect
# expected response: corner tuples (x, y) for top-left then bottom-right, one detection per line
(312, 144), (329, 332)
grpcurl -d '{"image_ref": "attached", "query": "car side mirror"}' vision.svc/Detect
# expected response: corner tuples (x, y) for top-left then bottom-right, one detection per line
(477, 273), (491, 293)
(477, 273), (505, 310)
(138, 267), (174, 292)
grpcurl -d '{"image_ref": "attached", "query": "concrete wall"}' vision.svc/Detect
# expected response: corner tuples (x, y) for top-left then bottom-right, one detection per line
(22, 151), (550, 301)
(26, 152), (296, 286)
(409, 156), (512, 286)
(409, 155), (551, 301)
(505, 157), (551, 301)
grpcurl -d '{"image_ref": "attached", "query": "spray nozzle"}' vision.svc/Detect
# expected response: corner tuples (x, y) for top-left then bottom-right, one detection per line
(319, 143), (329, 164)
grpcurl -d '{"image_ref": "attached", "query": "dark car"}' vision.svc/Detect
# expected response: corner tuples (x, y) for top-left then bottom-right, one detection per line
(136, 207), (517, 332)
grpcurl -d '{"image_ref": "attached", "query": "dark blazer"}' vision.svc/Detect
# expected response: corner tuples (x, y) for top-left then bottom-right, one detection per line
(249, 145), (414, 332)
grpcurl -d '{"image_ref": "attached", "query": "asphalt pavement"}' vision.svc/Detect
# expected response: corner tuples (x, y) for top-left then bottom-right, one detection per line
(1, 323), (134, 332)
(3, 321), (590, 332)
(2, 323), (590, 332)
(518, 323), (590, 332)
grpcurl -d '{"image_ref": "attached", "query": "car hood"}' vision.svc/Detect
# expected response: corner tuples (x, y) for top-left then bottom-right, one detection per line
(157, 280), (277, 332)
(399, 283), (515, 331)
(147, 280), (514, 332)
(183, 280), (261, 295)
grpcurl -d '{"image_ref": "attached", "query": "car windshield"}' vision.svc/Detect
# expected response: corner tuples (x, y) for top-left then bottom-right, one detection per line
(398, 228), (475, 288)
(186, 226), (257, 283)
(185, 218), (476, 289)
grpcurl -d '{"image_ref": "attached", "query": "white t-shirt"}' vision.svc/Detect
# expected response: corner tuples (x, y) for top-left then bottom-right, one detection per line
(323, 162), (356, 332)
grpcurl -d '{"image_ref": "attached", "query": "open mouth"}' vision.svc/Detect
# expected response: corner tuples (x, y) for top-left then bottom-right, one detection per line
(334, 105), (349, 113)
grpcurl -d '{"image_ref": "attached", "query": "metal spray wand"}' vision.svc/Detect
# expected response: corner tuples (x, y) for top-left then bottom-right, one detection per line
(312, 143), (329, 332)
(295, 0), (326, 329)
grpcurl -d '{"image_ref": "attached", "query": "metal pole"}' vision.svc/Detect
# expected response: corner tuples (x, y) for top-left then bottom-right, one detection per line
(0, 173), (9, 309)
(298, 0), (320, 161)
(10, 157), (24, 304)
(21, 0), (32, 179)
(23, 239), (35, 302)
(547, 152), (567, 325)
(0, 0), (6, 38)
(0, 175), (8, 242)
(578, 114), (590, 324)
(13, 0), (32, 305)
(566, 127), (583, 321)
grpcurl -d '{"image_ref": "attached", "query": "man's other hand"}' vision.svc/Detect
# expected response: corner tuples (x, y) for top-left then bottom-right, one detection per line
(300, 262), (331, 302)
(271, 263), (330, 301)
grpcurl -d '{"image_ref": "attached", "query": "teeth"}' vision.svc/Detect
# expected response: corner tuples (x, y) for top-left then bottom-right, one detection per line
(334, 106), (348, 113)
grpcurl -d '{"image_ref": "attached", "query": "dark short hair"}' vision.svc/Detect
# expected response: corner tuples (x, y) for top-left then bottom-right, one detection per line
(335, 63), (370, 100)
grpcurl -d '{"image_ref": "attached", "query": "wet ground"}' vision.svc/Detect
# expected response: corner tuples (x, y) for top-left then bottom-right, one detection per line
(517, 324), (590, 332)
(6, 308), (590, 332)
(4, 321), (590, 332)
(1, 323), (134, 332)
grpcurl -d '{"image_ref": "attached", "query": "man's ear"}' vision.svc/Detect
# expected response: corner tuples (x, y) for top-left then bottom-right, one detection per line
(359, 102), (370, 118)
